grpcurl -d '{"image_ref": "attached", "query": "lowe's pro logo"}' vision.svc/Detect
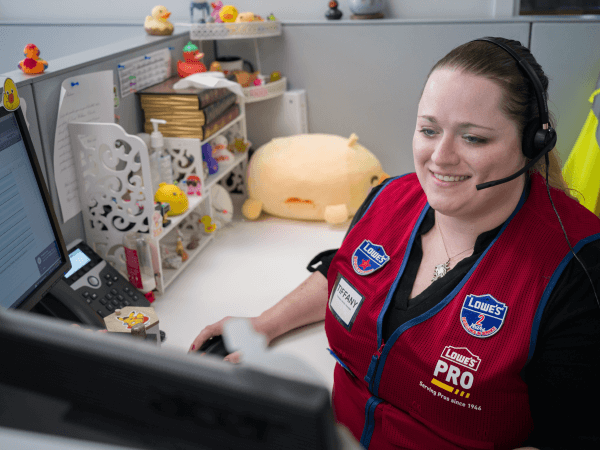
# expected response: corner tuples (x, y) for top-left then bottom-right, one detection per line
(352, 240), (390, 276)
(460, 294), (507, 338)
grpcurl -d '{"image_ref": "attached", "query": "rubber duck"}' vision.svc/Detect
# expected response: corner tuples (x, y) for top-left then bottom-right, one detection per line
(3, 78), (20, 111)
(326, 1), (343, 20)
(177, 41), (207, 78)
(219, 5), (238, 22)
(18, 44), (48, 75)
(211, 1), (223, 23)
(144, 5), (174, 36)
(209, 61), (223, 72)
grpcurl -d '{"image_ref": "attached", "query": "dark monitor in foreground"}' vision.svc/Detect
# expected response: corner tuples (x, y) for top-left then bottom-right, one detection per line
(0, 104), (70, 311)
(0, 308), (354, 450)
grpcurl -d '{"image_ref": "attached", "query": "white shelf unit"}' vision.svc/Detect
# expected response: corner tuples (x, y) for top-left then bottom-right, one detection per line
(190, 21), (286, 103)
(68, 106), (248, 295)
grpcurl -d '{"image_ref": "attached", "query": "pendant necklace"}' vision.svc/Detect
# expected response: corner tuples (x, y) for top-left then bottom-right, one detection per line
(431, 221), (474, 282)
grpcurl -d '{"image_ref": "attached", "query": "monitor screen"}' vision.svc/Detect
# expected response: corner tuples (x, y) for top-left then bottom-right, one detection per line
(0, 105), (70, 310)
(0, 308), (350, 450)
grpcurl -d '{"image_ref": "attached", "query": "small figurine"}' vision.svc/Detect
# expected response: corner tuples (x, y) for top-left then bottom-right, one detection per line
(211, 1), (224, 23)
(219, 5), (238, 22)
(235, 12), (263, 22)
(270, 71), (282, 82)
(145, 5), (174, 36)
(229, 137), (249, 153)
(176, 231), (189, 262)
(209, 61), (223, 72)
(267, 12), (277, 21)
(190, 1), (211, 23)
(177, 41), (207, 78)
(18, 44), (48, 75)
(186, 234), (200, 250)
(154, 183), (189, 216)
(202, 143), (219, 175)
(186, 175), (202, 195)
(326, 1), (343, 20)
(200, 215), (217, 233)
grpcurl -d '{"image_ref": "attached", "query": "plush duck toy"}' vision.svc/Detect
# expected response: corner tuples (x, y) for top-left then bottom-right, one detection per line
(211, 1), (224, 23)
(144, 5), (174, 36)
(18, 44), (48, 75)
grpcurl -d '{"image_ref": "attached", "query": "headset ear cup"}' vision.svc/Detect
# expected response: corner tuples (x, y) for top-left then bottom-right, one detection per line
(521, 119), (541, 159)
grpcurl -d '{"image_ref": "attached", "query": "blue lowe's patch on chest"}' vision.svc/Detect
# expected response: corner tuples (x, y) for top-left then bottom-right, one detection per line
(460, 294), (508, 338)
(352, 240), (390, 275)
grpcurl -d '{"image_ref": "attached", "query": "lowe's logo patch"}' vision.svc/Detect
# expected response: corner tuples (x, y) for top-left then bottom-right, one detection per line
(460, 294), (507, 338)
(352, 240), (390, 275)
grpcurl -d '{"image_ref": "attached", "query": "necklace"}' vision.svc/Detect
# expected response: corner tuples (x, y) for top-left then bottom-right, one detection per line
(431, 221), (474, 282)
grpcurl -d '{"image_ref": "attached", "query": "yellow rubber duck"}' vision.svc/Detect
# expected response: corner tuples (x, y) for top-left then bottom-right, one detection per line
(3, 78), (20, 111)
(219, 5), (238, 23)
(154, 183), (189, 216)
(144, 5), (174, 36)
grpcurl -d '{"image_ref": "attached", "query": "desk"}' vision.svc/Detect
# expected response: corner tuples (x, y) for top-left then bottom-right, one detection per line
(152, 196), (347, 392)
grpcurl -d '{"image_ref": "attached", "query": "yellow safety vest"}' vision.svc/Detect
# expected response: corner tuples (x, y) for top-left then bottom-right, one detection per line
(563, 88), (600, 216)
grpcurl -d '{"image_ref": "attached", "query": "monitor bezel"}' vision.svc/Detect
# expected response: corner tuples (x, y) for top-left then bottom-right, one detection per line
(0, 104), (71, 310)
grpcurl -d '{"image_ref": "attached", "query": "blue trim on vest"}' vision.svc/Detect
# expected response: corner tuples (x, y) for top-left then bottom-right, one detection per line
(370, 182), (530, 397)
(327, 348), (356, 377)
(376, 202), (430, 350)
(527, 233), (600, 363)
(360, 396), (382, 449)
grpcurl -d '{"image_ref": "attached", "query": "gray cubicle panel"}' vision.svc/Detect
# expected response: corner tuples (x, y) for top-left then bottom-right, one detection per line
(217, 21), (530, 176)
(530, 20), (600, 166)
(7, 31), (190, 245)
(0, 24), (145, 76)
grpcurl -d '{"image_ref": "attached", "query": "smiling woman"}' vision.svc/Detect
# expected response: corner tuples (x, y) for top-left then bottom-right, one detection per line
(191, 37), (600, 450)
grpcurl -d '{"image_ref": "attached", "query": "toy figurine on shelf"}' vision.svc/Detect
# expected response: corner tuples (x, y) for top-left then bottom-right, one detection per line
(209, 61), (223, 72)
(201, 142), (219, 175)
(186, 175), (202, 196)
(229, 137), (250, 153)
(154, 182), (189, 216)
(200, 215), (217, 233)
(270, 71), (282, 82)
(144, 5), (174, 36)
(190, 1), (211, 23)
(186, 234), (200, 250)
(211, 135), (235, 163)
(219, 5), (238, 22)
(267, 12), (277, 21)
(211, 1), (224, 22)
(18, 44), (48, 75)
(175, 230), (189, 262)
(326, 1), (343, 20)
(177, 42), (207, 78)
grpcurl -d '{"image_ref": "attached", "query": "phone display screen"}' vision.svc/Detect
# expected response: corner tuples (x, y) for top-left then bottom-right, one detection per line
(64, 248), (91, 278)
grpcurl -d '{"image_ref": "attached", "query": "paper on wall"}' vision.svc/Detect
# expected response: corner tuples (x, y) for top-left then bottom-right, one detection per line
(53, 70), (113, 223)
(117, 47), (171, 99)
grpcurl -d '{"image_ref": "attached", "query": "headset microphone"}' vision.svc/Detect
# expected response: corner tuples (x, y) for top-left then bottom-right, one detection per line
(472, 37), (599, 310)
(476, 130), (556, 190)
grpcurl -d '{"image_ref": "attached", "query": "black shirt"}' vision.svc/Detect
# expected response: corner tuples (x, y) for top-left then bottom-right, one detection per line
(308, 177), (600, 449)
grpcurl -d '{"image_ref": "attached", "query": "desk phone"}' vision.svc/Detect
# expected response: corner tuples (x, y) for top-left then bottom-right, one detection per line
(62, 239), (152, 318)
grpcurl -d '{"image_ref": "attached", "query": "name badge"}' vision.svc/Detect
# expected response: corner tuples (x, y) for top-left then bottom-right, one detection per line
(329, 274), (364, 331)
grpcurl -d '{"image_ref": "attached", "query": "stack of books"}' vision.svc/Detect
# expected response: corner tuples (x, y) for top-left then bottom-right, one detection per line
(137, 77), (240, 141)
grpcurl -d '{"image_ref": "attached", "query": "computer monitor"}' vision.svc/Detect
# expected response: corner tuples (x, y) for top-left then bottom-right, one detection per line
(0, 308), (349, 450)
(0, 104), (71, 311)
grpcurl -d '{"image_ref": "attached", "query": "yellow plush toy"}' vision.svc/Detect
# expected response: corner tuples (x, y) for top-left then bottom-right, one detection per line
(242, 134), (388, 225)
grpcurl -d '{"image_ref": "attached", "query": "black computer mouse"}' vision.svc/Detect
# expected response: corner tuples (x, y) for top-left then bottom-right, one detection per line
(198, 335), (229, 357)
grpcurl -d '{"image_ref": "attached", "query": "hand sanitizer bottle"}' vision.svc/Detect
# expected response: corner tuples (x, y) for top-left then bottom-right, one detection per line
(149, 118), (167, 195)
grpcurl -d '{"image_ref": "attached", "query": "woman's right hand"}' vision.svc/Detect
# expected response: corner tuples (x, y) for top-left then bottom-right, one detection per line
(189, 316), (243, 363)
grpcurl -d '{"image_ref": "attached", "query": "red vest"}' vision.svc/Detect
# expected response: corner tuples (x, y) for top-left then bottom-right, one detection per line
(325, 173), (600, 450)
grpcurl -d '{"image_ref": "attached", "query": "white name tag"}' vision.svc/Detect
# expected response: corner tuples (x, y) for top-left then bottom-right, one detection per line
(329, 274), (364, 331)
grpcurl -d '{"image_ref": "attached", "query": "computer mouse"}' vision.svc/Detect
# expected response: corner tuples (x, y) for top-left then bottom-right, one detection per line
(198, 335), (229, 357)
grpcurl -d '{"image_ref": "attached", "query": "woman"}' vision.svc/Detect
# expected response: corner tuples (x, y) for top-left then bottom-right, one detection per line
(190, 38), (600, 449)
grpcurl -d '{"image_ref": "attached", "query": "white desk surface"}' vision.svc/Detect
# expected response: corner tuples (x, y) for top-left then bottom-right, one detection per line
(152, 195), (348, 392)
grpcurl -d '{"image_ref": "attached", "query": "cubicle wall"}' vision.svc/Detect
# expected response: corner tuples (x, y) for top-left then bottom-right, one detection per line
(2, 19), (600, 246)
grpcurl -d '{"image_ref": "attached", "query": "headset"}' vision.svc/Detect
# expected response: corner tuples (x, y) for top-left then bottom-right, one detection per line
(473, 37), (599, 309)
